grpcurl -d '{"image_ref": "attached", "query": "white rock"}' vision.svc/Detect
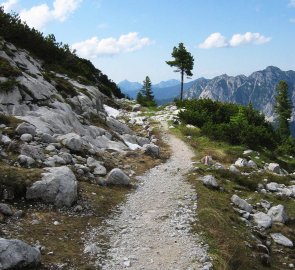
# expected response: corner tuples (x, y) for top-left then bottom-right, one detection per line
(235, 158), (248, 167)
(266, 182), (279, 192)
(20, 133), (33, 142)
(18, 154), (35, 167)
(271, 233), (293, 247)
(253, 212), (272, 228)
(26, 166), (77, 207)
(268, 163), (281, 174)
(15, 122), (36, 136)
(200, 175), (219, 189)
(247, 160), (257, 168)
(103, 104), (120, 118)
(0, 238), (41, 269)
(57, 133), (83, 152)
(243, 149), (253, 155)
(229, 164), (240, 174)
(267, 204), (288, 224)
(105, 168), (130, 186)
(231, 194), (253, 213)
(1, 135), (11, 145)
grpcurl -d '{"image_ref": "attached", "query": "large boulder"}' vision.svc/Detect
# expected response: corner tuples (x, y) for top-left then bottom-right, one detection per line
(106, 117), (133, 135)
(231, 194), (253, 213)
(253, 212), (272, 229)
(15, 122), (37, 136)
(267, 204), (288, 224)
(26, 166), (77, 207)
(229, 164), (240, 174)
(57, 133), (83, 152)
(0, 238), (41, 269)
(105, 168), (130, 185)
(143, 144), (160, 158)
(200, 175), (219, 189)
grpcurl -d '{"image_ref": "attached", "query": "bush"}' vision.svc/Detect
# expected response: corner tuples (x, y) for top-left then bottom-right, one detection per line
(178, 99), (277, 150)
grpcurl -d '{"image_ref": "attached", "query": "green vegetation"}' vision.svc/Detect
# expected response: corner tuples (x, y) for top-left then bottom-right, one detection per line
(166, 43), (194, 100)
(172, 124), (295, 270)
(0, 7), (123, 98)
(177, 99), (277, 150)
(275, 80), (292, 140)
(0, 78), (18, 92)
(0, 56), (22, 77)
(136, 76), (156, 107)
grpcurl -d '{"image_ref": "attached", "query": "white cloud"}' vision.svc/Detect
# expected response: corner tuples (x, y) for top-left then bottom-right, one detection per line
(290, 18), (295, 23)
(19, 0), (82, 29)
(0, 0), (18, 12)
(198, 32), (228, 49)
(72, 32), (152, 58)
(97, 23), (109, 29)
(229, 32), (271, 47)
(289, 0), (295, 7)
(199, 32), (271, 49)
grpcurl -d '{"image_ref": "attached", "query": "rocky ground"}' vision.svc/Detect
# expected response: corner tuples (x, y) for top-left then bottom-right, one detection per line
(85, 121), (210, 270)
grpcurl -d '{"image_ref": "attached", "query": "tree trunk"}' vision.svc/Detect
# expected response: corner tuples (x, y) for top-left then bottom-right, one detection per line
(180, 69), (184, 101)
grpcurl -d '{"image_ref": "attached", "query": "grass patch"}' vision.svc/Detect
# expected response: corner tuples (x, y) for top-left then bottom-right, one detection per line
(0, 57), (22, 77)
(189, 175), (261, 270)
(0, 78), (18, 92)
(54, 77), (78, 98)
(0, 162), (42, 200)
(78, 88), (94, 99)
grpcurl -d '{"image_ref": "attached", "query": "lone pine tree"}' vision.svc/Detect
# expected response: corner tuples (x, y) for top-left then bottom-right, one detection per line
(166, 43), (194, 101)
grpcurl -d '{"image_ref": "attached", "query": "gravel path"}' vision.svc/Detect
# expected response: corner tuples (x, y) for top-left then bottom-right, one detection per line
(97, 122), (209, 269)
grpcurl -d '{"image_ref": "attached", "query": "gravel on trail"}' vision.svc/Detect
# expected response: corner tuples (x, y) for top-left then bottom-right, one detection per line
(90, 122), (210, 269)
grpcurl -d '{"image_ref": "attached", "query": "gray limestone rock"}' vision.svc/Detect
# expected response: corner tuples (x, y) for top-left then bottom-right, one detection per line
(0, 135), (11, 146)
(143, 144), (160, 158)
(271, 233), (293, 247)
(18, 155), (35, 167)
(229, 164), (240, 174)
(266, 182), (279, 192)
(20, 144), (44, 161)
(20, 133), (33, 142)
(200, 175), (219, 189)
(267, 204), (288, 224)
(268, 163), (281, 174)
(231, 194), (253, 213)
(105, 168), (130, 185)
(40, 133), (57, 144)
(234, 158), (248, 167)
(15, 122), (36, 136)
(106, 117), (133, 135)
(0, 238), (41, 269)
(57, 133), (83, 152)
(253, 212), (272, 228)
(26, 166), (77, 207)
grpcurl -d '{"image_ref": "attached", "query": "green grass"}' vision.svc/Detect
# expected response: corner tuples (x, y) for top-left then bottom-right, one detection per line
(174, 123), (295, 269)
(0, 57), (22, 77)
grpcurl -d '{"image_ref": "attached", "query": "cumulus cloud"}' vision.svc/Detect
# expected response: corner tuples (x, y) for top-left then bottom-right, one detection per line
(229, 32), (271, 47)
(19, 0), (82, 29)
(0, 0), (18, 12)
(198, 32), (228, 49)
(72, 32), (152, 58)
(199, 32), (271, 49)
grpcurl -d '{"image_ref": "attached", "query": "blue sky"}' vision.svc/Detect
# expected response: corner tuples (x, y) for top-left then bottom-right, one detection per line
(1, 0), (295, 84)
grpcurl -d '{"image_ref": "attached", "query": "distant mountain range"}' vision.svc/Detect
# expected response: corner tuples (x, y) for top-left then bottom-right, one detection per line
(119, 66), (295, 135)
(118, 79), (193, 103)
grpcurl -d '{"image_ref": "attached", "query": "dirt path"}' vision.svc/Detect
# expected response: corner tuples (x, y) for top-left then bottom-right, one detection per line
(99, 122), (209, 269)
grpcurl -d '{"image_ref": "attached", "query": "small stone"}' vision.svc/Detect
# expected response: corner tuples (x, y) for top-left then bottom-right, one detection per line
(20, 133), (33, 142)
(53, 221), (60, 225)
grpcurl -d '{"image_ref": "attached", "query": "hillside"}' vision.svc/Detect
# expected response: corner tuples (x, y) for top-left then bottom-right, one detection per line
(0, 9), (168, 269)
